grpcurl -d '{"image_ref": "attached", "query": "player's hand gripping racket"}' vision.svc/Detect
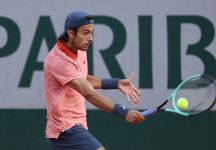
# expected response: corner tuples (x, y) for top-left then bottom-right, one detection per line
(142, 74), (216, 117)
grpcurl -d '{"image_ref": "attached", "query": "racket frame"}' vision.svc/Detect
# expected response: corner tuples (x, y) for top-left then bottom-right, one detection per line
(142, 74), (216, 117)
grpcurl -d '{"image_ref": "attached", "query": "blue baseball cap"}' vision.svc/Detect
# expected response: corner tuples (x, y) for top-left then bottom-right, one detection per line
(59, 11), (94, 38)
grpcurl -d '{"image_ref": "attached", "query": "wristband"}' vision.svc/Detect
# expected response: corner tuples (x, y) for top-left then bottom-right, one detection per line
(113, 103), (129, 118)
(101, 78), (118, 89)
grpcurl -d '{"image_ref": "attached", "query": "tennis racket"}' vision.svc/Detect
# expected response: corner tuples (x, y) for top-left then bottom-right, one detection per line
(141, 74), (216, 117)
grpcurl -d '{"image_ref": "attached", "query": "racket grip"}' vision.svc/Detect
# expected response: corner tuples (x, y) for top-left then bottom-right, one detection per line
(141, 108), (157, 117)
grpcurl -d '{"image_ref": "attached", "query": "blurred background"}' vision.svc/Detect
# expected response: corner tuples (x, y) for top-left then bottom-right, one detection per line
(0, 0), (215, 149)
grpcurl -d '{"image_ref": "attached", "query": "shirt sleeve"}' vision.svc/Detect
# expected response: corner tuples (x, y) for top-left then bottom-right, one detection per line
(50, 58), (82, 85)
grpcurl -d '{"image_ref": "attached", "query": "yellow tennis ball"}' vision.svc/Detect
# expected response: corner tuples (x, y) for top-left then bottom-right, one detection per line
(177, 97), (188, 110)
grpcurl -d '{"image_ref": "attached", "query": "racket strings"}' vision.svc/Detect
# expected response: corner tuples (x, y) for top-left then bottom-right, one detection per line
(175, 75), (216, 115)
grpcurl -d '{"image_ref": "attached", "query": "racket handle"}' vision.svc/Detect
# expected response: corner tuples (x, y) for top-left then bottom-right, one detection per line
(141, 108), (157, 117)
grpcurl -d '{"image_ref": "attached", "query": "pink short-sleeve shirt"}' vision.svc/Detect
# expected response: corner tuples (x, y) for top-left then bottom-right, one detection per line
(44, 40), (88, 139)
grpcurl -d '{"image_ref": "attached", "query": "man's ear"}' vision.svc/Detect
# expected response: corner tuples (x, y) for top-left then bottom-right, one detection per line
(67, 29), (75, 38)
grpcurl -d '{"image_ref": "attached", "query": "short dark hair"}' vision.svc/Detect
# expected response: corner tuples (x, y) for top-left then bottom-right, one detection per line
(58, 27), (78, 42)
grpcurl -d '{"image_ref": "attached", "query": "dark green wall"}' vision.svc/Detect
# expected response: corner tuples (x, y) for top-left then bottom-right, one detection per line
(0, 110), (215, 150)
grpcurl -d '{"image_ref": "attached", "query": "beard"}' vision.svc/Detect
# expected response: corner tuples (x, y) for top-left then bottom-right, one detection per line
(73, 41), (91, 51)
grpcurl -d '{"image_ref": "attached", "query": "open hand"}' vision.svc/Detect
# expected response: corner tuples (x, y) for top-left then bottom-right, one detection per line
(118, 72), (142, 104)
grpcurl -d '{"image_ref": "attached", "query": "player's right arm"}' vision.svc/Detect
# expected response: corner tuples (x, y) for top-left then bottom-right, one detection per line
(69, 78), (145, 124)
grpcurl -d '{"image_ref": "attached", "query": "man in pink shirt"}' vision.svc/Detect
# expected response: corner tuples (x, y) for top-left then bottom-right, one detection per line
(44, 11), (144, 150)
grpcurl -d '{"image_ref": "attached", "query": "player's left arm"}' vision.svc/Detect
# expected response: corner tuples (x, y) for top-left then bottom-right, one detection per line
(87, 74), (141, 104)
(87, 75), (102, 89)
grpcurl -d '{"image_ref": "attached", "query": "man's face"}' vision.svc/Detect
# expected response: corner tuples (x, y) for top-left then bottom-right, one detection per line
(70, 24), (94, 51)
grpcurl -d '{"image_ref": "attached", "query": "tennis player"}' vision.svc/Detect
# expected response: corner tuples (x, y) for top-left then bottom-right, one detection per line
(44, 11), (145, 150)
